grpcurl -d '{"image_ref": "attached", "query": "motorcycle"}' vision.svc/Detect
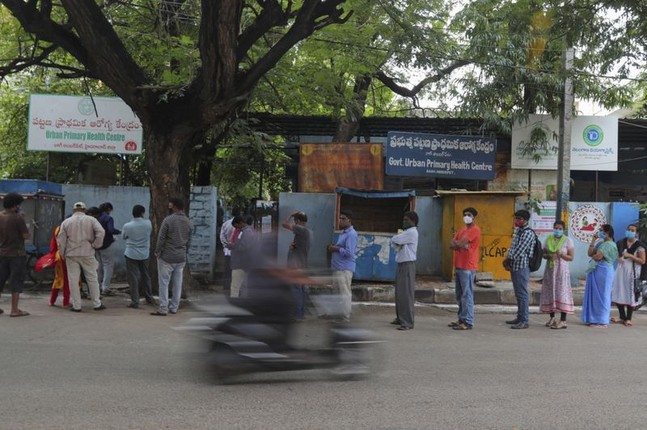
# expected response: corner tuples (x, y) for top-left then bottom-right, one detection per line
(175, 269), (381, 383)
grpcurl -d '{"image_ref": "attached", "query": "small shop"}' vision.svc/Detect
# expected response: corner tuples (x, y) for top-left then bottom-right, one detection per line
(334, 187), (416, 281)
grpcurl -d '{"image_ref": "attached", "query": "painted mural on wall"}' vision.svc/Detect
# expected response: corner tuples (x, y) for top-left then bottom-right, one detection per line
(353, 233), (397, 281)
(568, 204), (608, 243)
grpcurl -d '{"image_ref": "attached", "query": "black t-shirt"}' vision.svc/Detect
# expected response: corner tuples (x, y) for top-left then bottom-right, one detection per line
(0, 211), (29, 256)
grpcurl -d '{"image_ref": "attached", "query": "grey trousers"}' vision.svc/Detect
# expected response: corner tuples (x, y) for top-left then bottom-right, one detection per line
(395, 261), (416, 328)
(125, 256), (153, 305)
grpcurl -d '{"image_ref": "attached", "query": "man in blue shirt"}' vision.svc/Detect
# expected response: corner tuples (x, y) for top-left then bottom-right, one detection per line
(97, 202), (121, 296)
(327, 210), (358, 322)
(122, 205), (153, 308)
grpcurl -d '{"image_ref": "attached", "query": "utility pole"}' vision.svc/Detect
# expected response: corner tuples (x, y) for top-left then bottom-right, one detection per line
(556, 47), (574, 223)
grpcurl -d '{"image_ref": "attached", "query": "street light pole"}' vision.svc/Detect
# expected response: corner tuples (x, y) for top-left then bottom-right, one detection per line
(556, 47), (574, 224)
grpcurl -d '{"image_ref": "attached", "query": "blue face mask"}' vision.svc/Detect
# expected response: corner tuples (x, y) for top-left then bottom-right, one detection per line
(625, 230), (637, 240)
(553, 229), (563, 238)
(597, 230), (606, 239)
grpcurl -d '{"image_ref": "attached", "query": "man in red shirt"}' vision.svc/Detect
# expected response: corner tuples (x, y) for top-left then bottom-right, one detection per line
(448, 207), (481, 330)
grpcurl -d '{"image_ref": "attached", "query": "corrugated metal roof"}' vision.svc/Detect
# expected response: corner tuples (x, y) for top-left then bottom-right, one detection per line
(249, 114), (646, 169)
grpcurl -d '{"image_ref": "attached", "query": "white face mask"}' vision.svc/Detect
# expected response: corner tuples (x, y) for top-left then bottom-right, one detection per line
(463, 215), (473, 225)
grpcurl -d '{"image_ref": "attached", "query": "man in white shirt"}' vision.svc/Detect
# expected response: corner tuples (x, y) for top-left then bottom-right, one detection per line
(219, 214), (236, 294)
(390, 211), (419, 331)
(122, 204), (153, 308)
(57, 202), (106, 312)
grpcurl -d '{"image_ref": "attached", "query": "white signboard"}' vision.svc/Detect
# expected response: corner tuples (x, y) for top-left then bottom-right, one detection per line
(28, 94), (143, 154)
(511, 114), (617, 171)
(530, 201), (557, 233)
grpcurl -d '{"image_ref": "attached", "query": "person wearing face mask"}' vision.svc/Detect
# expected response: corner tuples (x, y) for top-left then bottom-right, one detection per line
(581, 224), (619, 327)
(327, 210), (358, 322)
(539, 220), (575, 329)
(390, 211), (419, 331)
(447, 207), (481, 331)
(610, 223), (646, 327)
(502, 209), (535, 329)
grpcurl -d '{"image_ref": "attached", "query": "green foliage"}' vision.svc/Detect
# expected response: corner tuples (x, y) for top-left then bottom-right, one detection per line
(212, 120), (291, 208)
(249, 0), (457, 118)
(519, 122), (557, 163)
(2, 0), (647, 195)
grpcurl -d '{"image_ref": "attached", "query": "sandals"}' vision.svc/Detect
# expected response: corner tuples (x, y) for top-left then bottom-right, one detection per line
(9, 310), (30, 317)
(624, 320), (633, 327)
(550, 320), (567, 329)
(610, 317), (624, 324)
(545, 317), (556, 327)
(452, 322), (473, 330)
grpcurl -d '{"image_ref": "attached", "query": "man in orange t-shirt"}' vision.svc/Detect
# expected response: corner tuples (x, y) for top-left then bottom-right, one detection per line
(448, 207), (481, 330)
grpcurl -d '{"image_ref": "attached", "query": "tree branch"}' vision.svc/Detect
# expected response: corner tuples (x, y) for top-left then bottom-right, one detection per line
(237, 0), (351, 96)
(0, 44), (57, 79)
(59, 0), (150, 105)
(1, 0), (88, 64)
(376, 60), (471, 98)
(199, 1), (243, 100)
(237, 1), (296, 61)
(2, 0), (149, 105)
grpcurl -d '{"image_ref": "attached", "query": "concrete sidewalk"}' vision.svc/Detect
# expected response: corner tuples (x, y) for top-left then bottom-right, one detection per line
(346, 275), (586, 306)
(21, 276), (586, 307)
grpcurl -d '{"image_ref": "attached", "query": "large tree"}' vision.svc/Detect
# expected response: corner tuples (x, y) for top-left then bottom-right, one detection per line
(0, 0), (350, 230)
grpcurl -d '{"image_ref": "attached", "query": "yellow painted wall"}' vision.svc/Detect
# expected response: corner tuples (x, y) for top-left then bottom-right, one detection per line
(440, 192), (523, 280)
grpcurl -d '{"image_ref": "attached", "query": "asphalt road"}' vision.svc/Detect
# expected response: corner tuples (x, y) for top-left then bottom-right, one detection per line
(1, 292), (647, 430)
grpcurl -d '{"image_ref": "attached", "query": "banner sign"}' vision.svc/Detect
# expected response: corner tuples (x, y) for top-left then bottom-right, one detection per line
(385, 131), (497, 180)
(511, 114), (617, 171)
(28, 94), (143, 154)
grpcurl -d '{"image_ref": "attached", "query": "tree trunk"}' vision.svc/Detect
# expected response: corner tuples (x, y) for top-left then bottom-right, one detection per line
(145, 123), (197, 293)
(333, 75), (371, 142)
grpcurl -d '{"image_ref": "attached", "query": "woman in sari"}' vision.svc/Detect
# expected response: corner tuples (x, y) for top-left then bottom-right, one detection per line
(39, 225), (70, 307)
(610, 223), (645, 326)
(540, 221), (575, 329)
(581, 224), (619, 327)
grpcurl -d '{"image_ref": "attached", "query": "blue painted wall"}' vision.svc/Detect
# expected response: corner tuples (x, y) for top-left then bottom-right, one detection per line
(611, 202), (640, 242)
(277, 193), (442, 278)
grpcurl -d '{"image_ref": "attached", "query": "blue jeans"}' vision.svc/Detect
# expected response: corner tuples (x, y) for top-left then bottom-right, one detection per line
(292, 285), (307, 319)
(511, 267), (530, 323)
(455, 269), (475, 327)
(157, 258), (185, 313)
(96, 247), (115, 292)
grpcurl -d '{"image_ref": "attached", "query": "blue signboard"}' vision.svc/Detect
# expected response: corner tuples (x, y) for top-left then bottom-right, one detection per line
(386, 131), (497, 180)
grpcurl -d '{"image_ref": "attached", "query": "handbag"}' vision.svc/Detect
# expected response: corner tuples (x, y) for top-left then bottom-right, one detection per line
(633, 278), (643, 303)
(632, 261), (646, 309)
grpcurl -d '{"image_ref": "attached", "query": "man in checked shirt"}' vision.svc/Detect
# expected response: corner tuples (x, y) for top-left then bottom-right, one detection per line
(503, 209), (535, 329)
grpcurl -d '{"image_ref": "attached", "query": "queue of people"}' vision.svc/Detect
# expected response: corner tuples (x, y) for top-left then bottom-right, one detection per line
(0, 195), (196, 317)
(503, 214), (645, 330)
(2, 193), (646, 333)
